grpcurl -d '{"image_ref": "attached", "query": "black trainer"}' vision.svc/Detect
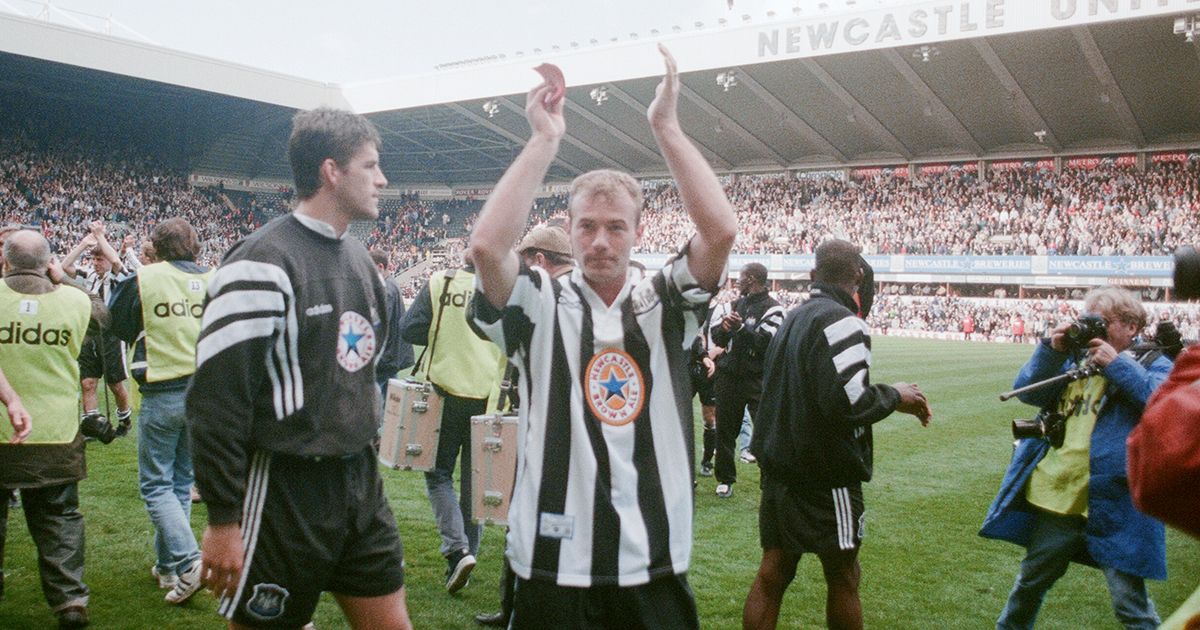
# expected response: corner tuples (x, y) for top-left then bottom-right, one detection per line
(445, 549), (476, 594)
(114, 410), (132, 438)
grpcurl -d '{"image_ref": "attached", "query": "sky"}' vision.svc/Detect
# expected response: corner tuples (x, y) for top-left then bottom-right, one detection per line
(0, 0), (914, 84)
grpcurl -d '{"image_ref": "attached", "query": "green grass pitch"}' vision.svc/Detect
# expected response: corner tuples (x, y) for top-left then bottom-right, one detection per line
(1, 337), (1196, 628)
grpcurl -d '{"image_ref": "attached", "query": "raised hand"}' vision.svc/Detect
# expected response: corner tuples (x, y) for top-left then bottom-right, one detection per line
(47, 255), (66, 284)
(647, 44), (681, 133)
(524, 81), (565, 141)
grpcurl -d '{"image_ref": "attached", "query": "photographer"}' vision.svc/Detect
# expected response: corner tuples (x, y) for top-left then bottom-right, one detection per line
(982, 286), (1170, 630)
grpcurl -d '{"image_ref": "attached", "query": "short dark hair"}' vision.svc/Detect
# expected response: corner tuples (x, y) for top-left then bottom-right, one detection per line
(369, 249), (389, 267)
(812, 239), (862, 286)
(151, 218), (200, 262)
(742, 262), (768, 285)
(288, 108), (382, 200)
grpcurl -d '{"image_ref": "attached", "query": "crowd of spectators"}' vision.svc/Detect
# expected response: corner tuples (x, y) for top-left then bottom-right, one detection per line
(5, 126), (1200, 319)
(633, 162), (1199, 256)
(1, 132), (258, 267)
(863, 294), (1200, 344)
(361, 196), (450, 273)
(702, 286), (1200, 345)
(1, 131), (465, 278)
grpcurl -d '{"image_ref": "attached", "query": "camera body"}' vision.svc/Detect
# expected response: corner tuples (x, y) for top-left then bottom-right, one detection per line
(1064, 314), (1107, 351)
(1012, 409), (1069, 449)
(79, 411), (117, 444)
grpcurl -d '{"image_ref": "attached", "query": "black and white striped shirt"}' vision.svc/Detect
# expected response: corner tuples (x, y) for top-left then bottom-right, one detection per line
(78, 264), (133, 305)
(472, 247), (716, 587)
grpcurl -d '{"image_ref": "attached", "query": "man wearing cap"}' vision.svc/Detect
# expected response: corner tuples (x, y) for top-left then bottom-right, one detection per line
(515, 224), (573, 280)
(474, 224), (572, 627)
(710, 262), (784, 498)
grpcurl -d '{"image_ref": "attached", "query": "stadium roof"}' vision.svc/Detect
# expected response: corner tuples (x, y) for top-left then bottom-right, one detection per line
(2, 0), (1199, 186)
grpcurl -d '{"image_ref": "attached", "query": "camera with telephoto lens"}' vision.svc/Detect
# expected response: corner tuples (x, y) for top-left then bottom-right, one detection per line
(1012, 409), (1069, 449)
(79, 411), (117, 444)
(1063, 314), (1107, 351)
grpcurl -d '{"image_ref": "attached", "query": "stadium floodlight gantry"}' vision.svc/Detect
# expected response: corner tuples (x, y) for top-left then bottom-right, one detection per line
(1, 0), (1198, 186)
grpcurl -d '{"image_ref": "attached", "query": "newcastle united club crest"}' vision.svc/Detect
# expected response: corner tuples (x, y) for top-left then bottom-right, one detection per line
(245, 583), (289, 621)
(585, 348), (646, 426)
(336, 310), (376, 372)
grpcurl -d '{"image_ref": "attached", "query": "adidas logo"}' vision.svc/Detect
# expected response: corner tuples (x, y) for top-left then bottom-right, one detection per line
(0, 322), (73, 346)
(153, 300), (204, 318)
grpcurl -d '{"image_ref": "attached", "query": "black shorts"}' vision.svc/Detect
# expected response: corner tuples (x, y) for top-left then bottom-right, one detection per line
(759, 473), (865, 555)
(77, 330), (128, 383)
(219, 448), (405, 628)
(510, 573), (698, 630)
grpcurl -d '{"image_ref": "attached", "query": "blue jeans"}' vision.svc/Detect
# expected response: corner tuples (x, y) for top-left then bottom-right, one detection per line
(996, 510), (1159, 630)
(738, 408), (753, 453)
(425, 392), (485, 558)
(137, 388), (200, 576)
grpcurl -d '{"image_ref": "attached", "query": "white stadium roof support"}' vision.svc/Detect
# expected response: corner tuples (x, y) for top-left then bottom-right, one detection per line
(4, 0), (1198, 113)
(0, 11), (347, 110)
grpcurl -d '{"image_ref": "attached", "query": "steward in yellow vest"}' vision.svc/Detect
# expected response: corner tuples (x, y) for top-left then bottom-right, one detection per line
(402, 266), (505, 404)
(0, 229), (98, 623)
(399, 263), (506, 586)
(106, 218), (212, 604)
(109, 246), (213, 389)
(0, 231), (95, 484)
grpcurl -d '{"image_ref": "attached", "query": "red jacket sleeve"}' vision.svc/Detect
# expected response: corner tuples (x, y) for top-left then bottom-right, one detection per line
(1128, 344), (1200, 540)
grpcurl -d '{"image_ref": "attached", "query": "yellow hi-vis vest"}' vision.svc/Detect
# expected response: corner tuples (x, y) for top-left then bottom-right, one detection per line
(137, 262), (213, 383)
(0, 283), (90, 443)
(423, 269), (505, 405)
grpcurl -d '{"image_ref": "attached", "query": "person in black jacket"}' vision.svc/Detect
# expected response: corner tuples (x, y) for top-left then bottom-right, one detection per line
(710, 262), (784, 498)
(188, 108), (411, 630)
(370, 249), (414, 399)
(743, 239), (931, 630)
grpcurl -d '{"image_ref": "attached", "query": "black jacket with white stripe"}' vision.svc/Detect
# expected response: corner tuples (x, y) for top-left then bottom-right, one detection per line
(751, 283), (900, 489)
(710, 290), (783, 382)
(186, 215), (387, 525)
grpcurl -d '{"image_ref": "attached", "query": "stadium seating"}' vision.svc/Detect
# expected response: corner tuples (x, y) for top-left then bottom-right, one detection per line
(5, 129), (1199, 323)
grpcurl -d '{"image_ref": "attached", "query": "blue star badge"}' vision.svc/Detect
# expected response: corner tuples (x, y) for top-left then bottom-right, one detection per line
(601, 371), (627, 402)
(342, 326), (364, 357)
